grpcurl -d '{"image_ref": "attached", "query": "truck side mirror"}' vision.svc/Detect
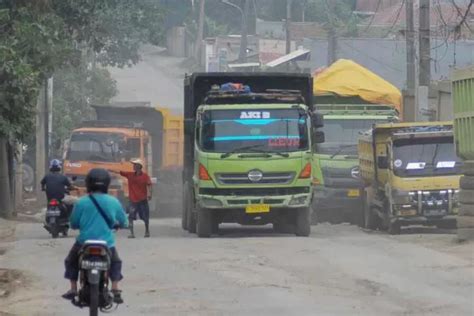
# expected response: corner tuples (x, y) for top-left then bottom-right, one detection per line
(312, 113), (324, 129)
(377, 156), (389, 169)
(313, 131), (325, 144)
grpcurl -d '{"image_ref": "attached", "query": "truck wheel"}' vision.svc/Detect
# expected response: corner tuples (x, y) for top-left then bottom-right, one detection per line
(295, 207), (311, 237)
(459, 204), (474, 216)
(186, 207), (197, 234)
(459, 190), (474, 204)
(388, 221), (401, 235)
(181, 186), (189, 230)
(197, 207), (212, 238)
(364, 204), (378, 230)
(460, 176), (474, 190)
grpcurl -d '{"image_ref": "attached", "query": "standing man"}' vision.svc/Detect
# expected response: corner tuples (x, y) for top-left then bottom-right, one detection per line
(110, 159), (152, 238)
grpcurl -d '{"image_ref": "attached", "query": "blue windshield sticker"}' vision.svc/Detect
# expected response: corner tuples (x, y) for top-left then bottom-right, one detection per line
(212, 135), (300, 141)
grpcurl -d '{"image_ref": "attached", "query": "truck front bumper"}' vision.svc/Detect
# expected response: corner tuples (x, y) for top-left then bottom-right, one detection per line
(393, 215), (457, 227)
(312, 186), (362, 211)
(197, 191), (312, 210)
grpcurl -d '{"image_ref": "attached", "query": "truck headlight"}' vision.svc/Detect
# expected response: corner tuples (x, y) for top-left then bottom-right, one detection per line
(289, 195), (307, 206)
(200, 198), (222, 208)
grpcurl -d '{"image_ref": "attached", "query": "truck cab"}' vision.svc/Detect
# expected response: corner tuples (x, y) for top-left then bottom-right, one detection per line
(63, 123), (151, 205)
(312, 97), (399, 225)
(359, 122), (461, 234)
(182, 73), (324, 237)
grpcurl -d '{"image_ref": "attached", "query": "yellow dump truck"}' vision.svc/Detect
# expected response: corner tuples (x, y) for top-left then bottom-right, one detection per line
(359, 122), (461, 234)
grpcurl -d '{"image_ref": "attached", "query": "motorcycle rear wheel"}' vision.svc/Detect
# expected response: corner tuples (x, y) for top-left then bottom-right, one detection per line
(89, 283), (99, 316)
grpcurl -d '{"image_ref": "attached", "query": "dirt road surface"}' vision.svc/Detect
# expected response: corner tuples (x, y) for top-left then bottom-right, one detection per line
(1, 219), (473, 315)
(108, 46), (184, 113)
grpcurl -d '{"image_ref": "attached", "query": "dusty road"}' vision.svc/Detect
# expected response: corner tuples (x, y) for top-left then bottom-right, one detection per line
(1, 219), (473, 316)
(108, 46), (185, 113)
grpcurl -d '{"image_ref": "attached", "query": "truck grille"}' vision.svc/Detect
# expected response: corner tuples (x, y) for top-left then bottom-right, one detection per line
(321, 166), (361, 188)
(216, 172), (295, 185)
(199, 187), (309, 196)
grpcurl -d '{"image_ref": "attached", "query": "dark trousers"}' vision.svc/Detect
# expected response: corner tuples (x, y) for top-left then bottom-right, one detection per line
(128, 200), (150, 224)
(64, 242), (123, 282)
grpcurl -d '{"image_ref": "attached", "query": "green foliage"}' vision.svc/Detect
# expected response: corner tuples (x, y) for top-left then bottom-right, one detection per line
(0, 0), (165, 140)
(52, 65), (117, 157)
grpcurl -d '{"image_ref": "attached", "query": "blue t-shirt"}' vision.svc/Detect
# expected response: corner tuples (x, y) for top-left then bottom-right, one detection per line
(70, 193), (128, 247)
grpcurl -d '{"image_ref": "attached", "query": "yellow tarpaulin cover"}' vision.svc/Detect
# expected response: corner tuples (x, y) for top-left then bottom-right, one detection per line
(313, 59), (402, 113)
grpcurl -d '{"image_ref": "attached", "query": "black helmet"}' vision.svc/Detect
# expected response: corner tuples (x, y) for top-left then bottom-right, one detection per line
(85, 168), (111, 194)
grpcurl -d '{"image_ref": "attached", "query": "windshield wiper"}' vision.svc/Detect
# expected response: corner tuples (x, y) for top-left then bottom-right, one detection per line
(221, 145), (265, 158)
(221, 145), (290, 159)
(330, 144), (357, 159)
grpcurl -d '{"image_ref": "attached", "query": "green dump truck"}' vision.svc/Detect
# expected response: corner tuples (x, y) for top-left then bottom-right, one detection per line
(453, 65), (474, 241)
(181, 73), (324, 237)
(312, 95), (399, 224)
(311, 59), (401, 224)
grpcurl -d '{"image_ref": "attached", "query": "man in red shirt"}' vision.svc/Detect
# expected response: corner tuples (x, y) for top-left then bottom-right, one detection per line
(110, 159), (152, 238)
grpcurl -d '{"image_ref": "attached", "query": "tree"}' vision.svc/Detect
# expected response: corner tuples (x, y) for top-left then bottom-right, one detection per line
(0, 0), (165, 217)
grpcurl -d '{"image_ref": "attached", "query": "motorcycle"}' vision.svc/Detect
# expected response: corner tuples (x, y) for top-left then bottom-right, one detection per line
(44, 198), (70, 238)
(72, 240), (118, 316)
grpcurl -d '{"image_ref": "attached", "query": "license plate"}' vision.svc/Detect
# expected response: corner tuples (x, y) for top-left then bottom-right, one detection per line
(399, 209), (417, 216)
(347, 189), (360, 197)
(47, 211), (61, 216)
(48, 217), (56, 223)
(81, 260), (108, 270)
(245, 204), (270, 214)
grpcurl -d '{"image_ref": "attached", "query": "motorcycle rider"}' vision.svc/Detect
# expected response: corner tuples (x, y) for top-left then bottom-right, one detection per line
(41, 159), (73, 200)
(62, 168), (128, 304)
(41, 159), (75, 217)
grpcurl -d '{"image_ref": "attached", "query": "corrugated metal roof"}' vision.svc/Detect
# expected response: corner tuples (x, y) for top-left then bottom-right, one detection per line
(265, 49), (310, 68)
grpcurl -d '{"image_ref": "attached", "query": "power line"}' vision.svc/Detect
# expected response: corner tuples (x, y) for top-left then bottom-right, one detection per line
(363, 0), (382, 32)
(450, 0), (473, 33)
(383, 0), (406, 38)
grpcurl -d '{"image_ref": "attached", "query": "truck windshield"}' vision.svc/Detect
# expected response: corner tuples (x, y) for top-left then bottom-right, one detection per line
(66, 132), (124, 162)
(392, 137), (461, 177)
(200, 108), (309, 153)
(316, 119), (382, 155)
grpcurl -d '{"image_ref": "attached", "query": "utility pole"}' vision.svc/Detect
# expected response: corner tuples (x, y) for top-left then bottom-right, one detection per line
(405, 0), (416, 96)
(286, 0), (292, 54)
(46, 77), (53, 159)
(195, 0), (206, 66)
(417, 0), (431, 121)
(326, 0), (337, 65)
(35, 82), (46, 199)
(14, 142), (23, 209)
(0, 137), (12, 218)
(239, 0), (250, 62)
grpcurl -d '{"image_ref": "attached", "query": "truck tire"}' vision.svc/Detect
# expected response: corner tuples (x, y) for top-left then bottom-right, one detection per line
(182, 185), (190, 230)
(457, 216), (474, 228)
(197, 207), (212, 238)
(461, 161), (474, 176)
(364, 203), (379, 230)
(459, 190), (474, 204)
(187, 207), (197, 234)
(460, 176), (474, 190)
(295, 207), (311, 237)
(457, 228), (474, 241)
(459, 204), (474, 216)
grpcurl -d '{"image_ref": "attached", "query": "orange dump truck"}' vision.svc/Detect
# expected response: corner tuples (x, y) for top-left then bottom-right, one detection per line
(63, 102), (183, 214)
